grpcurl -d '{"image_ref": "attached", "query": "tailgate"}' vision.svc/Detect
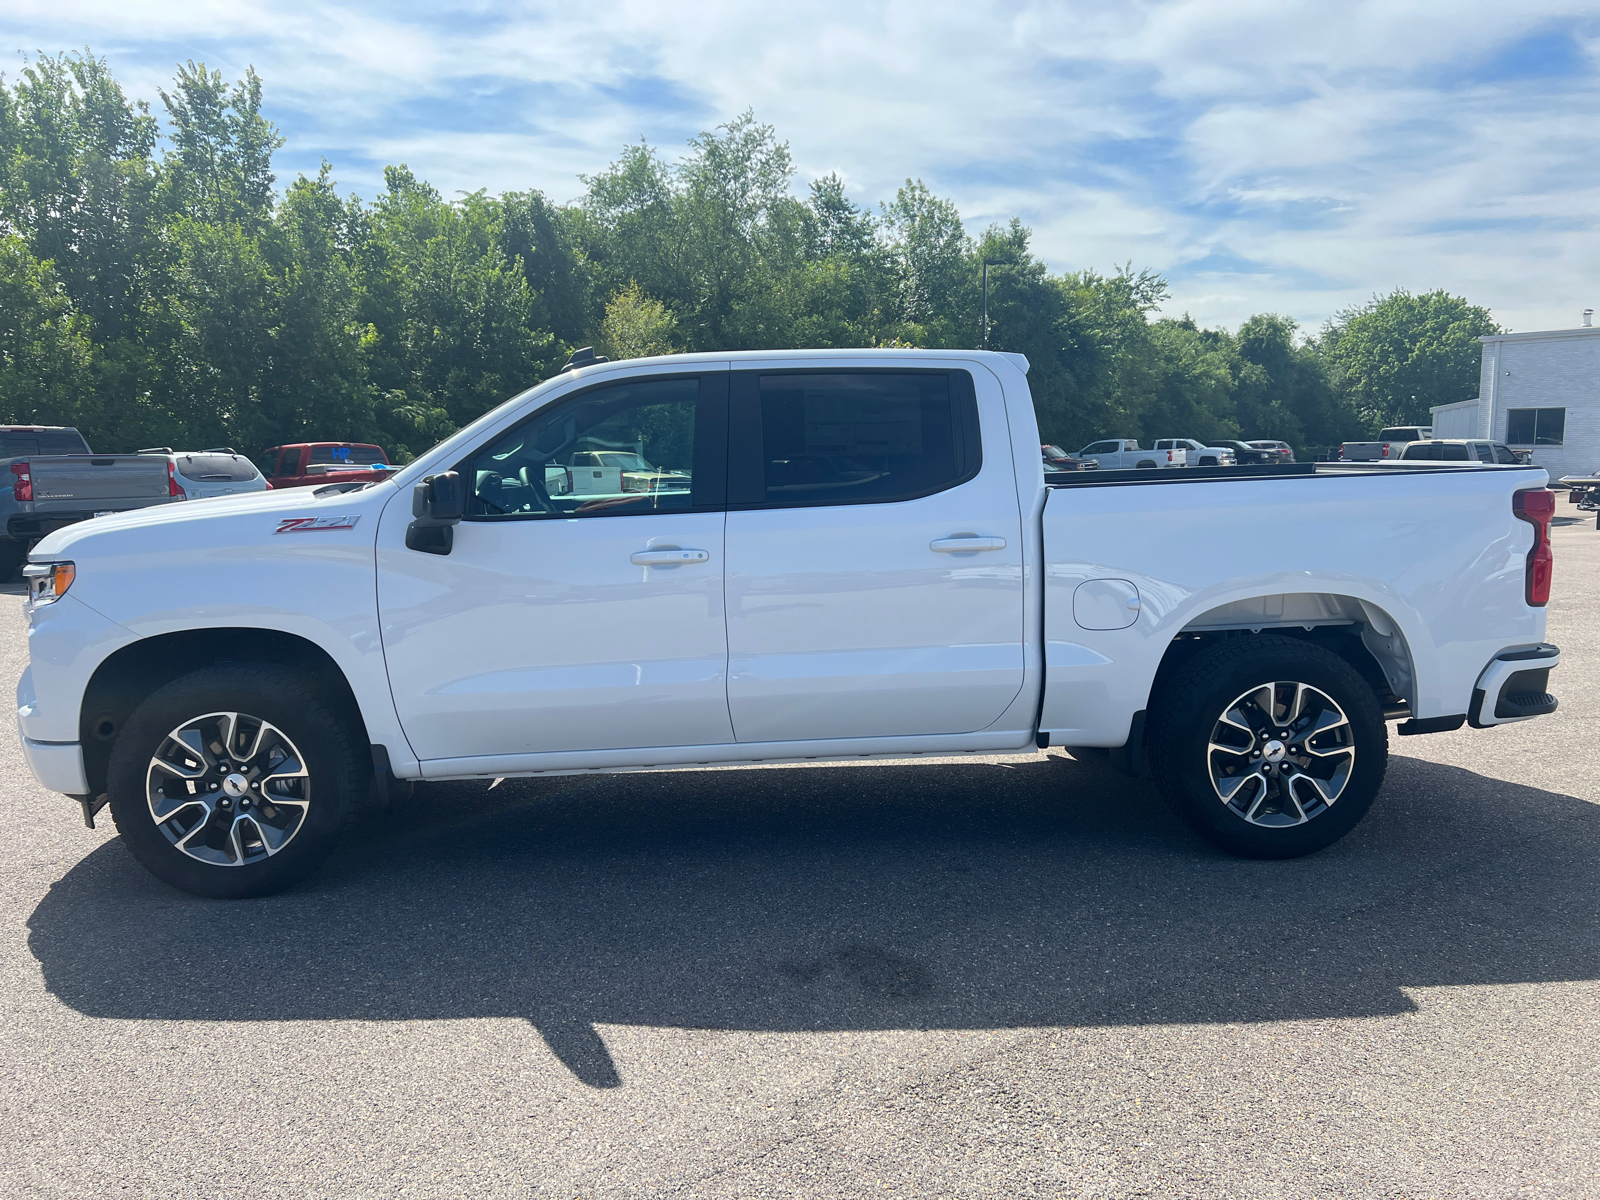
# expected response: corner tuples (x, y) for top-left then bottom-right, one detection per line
(29, 457), (171, 507)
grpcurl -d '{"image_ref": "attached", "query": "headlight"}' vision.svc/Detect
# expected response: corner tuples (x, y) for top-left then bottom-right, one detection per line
(23, 561), (75, 608)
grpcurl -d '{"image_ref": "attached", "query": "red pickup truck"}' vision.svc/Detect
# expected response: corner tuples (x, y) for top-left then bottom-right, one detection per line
(259, 443), (397, 489)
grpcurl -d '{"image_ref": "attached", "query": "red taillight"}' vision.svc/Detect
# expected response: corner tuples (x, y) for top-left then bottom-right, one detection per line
(1381, 442), (1391, 457)
(1513, 488), (1555, 606)
(10, 461), (31, 502)
(167, 460), (187, 500)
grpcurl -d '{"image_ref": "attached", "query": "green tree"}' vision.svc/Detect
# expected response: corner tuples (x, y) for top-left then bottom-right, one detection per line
(0, 235), (96, 430)
(598, 281), (677, 360)
(1319, 289), (1499, 429)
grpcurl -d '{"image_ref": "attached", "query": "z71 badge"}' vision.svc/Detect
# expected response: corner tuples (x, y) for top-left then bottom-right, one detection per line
(275, 516), (361, 534)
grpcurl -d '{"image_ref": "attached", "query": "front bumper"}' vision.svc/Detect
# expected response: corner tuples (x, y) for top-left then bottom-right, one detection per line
(1469, 644), (1560, 728)
(19, 736), (89, 794)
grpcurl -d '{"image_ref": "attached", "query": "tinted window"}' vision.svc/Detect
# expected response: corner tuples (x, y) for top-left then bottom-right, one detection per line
(467, 377), (701, 520)
(0, 429), (89, 456)
(1495, 444), (1519, 465)
(279, 448), (303, 475)
(1380, 428), (1425, 442)
(1403, 444), (1441, 460)
(1440, 444), (1470, 461)
(177, 454), (260, 482)
(309, 443), (387, 466)
(744, 372), (975, 508)
(1082, 441), (1117, 455)
(1505, 407), (1564, 446)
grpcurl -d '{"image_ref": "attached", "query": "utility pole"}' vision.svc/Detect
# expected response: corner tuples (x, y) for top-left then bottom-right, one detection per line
(982, 260), (1000, 350)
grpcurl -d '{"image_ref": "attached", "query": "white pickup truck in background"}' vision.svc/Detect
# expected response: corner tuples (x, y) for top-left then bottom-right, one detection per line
(17, 350), (1561, 898)
(1075, 438), (1186, 469)
(1155, 438), (1235, 467)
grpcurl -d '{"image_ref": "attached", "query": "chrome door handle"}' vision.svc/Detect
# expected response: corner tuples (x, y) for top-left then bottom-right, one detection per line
(630, 548), (710, 565)
(930, 536), (1007, 553)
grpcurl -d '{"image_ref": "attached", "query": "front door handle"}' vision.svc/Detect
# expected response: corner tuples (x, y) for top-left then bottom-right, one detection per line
(631, 548), (710, 566)
(930, 536), (1007, 553)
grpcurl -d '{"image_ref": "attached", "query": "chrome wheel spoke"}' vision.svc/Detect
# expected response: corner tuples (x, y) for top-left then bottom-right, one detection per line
(1216, 769), (1265, 803)
(147, 710), (312, 867)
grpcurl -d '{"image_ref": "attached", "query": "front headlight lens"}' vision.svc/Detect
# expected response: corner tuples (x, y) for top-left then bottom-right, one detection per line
(23, 561), (75, 608)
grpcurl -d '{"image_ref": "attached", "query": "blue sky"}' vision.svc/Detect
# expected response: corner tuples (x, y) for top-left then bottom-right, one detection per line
(6, 0), (1600, 334)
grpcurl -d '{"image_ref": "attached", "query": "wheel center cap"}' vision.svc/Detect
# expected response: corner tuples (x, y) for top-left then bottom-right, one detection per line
(1262, 739), (1287, 763)
(221, 772), (250, 798)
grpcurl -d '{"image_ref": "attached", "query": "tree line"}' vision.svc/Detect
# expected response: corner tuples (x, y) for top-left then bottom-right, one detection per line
(0, 52), (1502, 462)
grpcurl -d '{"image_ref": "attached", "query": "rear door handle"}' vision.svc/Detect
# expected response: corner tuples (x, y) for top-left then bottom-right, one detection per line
(630, 548), (710, 565)
(930, 536), (1007, 553)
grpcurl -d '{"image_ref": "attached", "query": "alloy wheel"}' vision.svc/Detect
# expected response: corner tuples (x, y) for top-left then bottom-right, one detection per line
(1206, 681), (1355, 827)
(146, 711), (312, 866)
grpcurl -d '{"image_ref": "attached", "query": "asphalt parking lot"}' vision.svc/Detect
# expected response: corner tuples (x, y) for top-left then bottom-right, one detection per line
(2, 519), (1597, 1199)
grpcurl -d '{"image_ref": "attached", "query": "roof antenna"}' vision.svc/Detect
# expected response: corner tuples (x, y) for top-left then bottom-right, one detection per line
(559, 346), (610, 374)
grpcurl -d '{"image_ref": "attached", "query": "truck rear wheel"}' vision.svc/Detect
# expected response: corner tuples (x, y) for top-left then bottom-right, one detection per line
(106, 665), (367, 898)
(1146, 636), (1388, 858)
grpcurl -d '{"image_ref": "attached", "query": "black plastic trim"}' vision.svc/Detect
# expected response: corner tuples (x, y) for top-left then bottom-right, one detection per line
(1107, 710), (1146, 777)
(1395, 714), (1466, 736)
(1046, 461), (1543, 490)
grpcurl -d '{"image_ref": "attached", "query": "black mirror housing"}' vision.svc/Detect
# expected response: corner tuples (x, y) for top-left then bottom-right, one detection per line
(406, 471), (464, 555)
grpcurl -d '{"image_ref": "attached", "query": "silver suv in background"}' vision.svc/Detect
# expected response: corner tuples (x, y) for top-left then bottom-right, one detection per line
(139, 448), (270, 499)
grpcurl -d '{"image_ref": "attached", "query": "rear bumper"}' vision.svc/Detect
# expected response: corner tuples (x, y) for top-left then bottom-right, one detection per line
(1469, 644), (1560, 728)
(20, 736), (89, 795)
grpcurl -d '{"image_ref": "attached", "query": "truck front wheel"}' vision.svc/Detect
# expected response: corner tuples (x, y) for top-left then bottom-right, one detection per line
(1146, 636), (1388, 858)
(106, 665), (367, 898)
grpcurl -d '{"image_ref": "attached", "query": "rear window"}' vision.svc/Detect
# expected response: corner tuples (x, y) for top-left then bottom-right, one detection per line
(1403, 443), (1470, 461)
(308, 444), (387, 466)
(0, 429), (90, 456)
(176, 454), (260, 482)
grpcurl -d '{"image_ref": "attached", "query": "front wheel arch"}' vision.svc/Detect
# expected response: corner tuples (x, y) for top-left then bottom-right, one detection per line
(80, 628), (368, 798)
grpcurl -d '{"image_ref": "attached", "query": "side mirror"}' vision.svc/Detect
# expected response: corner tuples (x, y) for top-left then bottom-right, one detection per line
(406, 471), (465, 555)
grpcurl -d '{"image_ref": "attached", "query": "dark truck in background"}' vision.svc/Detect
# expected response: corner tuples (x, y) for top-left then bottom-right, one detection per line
(0, 425), (178, 579)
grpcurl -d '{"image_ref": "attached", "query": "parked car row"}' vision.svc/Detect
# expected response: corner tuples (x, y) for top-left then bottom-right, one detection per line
(1051, 438), (1298, 472)
(0, 428), (403, 580)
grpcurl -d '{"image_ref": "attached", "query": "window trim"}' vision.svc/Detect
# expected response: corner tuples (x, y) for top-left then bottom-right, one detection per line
(726, 367), (983, 511)
(457, 369), (728, 523)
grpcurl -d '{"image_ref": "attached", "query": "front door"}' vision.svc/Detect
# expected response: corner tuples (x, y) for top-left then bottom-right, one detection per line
(378, 371), (734, 764)
(723, 366), (1026, 744)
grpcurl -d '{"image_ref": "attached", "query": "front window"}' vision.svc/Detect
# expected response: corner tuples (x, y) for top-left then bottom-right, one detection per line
(467, 377), (699, 519)
(1505, 407), (1565, 447)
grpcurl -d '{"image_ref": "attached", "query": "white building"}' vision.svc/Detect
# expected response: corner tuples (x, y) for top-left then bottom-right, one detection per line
(1431, 323), (1600, 480)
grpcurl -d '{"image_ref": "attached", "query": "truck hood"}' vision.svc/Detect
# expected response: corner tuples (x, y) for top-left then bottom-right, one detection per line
(30, 481), (399, 559)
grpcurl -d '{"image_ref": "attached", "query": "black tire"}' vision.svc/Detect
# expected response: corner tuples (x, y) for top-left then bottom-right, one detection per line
(1136, 460), (1157, 469)
(1146, 635), (1388, 859)
(0, 540), (27, 582)
(107, 665), (368, 898)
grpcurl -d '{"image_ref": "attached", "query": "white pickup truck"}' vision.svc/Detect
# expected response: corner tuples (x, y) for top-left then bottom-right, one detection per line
(1075, 439), (1186, 469)
(17, 350), (1561, 898)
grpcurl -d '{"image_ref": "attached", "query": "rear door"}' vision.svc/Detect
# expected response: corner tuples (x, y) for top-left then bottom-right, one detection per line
(722, 364), (1025, 743)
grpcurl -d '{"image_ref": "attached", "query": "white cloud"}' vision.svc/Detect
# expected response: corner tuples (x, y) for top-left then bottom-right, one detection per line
(6, 0), (1600, 332)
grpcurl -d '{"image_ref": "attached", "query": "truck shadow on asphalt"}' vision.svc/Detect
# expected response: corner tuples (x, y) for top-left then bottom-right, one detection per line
(27, 752), (1600, 1089)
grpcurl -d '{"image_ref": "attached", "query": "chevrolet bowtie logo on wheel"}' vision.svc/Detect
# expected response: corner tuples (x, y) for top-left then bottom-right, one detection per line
(273, 516), (361, 533)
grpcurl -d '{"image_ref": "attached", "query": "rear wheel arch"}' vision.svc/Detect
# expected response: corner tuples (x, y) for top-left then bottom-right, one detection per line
(79, 629), (369, 797)
(1152, 593), (1417, 718)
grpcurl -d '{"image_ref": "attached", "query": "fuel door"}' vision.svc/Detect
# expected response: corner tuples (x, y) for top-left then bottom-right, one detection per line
(1073, 578), (1141, 630)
